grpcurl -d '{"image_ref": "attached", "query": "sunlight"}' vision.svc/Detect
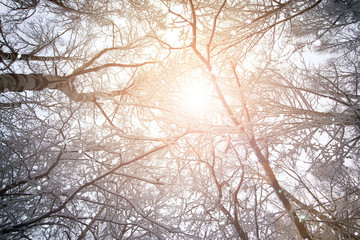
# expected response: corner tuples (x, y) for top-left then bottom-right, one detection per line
(182, 87), (208, 115)
(178, 70), (214, 118)
(161, 27), (186, 47)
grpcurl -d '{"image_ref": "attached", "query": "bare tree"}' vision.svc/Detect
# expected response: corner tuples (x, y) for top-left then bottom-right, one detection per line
(1, 0), (360, 239)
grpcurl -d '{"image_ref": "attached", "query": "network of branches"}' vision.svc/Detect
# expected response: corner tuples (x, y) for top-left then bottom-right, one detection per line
(0, 0), (359, 239)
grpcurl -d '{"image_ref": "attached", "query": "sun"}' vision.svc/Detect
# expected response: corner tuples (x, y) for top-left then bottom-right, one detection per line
(181, 84), (209, 116)
(178, 71), (214, 118)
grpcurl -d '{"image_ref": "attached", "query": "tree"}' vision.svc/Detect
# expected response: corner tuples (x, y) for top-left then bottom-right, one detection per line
(1, 0), (360, 239)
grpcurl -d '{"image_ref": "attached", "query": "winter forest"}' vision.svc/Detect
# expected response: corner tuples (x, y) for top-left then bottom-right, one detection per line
(0, 0), (359, 239)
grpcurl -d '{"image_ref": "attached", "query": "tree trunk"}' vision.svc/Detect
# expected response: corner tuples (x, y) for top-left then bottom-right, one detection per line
(0, 50), (83, 62)
(248, 136), (312, 240)
(0, 74), (65, 92)
(0, 73), (127, 102)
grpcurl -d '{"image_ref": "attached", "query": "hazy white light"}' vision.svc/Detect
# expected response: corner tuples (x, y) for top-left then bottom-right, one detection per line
(17, 54), (22, 59)
(246, 19), (252, 24)
(179, 73), (213, 118)
(313, 39), (322, 47)
(343, 158), (355, 168)
(211, 67), (220, 75)
(37, 185), (41, 190)
(163, 28), (184, 46)
(231, 30), (236, 35)
(182, 90), (208, 116)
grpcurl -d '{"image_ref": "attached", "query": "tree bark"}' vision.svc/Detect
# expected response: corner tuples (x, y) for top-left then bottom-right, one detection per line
(0, 74), (65, 92)
(0, 73), (127, 102)
(0, 50), (82, 62)
(248, 135), (312, 240)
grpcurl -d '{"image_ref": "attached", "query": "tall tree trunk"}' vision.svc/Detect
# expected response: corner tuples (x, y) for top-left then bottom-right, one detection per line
(0, 50), (83, 62)
(0, 73), (127, 102)
(248, 136), (312, 240)
(0, 74), (65, 92)
(229, 64), (313, 239)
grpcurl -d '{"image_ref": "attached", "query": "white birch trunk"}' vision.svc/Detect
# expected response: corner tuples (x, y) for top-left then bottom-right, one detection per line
(0, 74), (127, 102)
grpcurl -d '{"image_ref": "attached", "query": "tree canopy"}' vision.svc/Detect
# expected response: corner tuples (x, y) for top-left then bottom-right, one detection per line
(1, 0), (359, 239)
